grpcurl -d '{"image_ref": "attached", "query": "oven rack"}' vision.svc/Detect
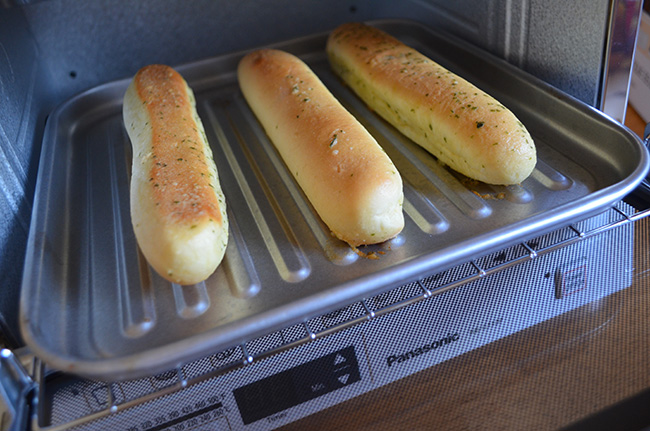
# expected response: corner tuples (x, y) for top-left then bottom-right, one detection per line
(18, 200), (648, 431)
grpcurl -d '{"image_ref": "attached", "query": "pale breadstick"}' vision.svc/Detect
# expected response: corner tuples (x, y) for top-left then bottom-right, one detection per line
(237, 49), (404, 246)
(327, 22), (536, 185)
(123, 65), (228, 285)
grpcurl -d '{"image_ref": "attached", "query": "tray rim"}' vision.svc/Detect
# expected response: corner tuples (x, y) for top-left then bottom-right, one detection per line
(19, 18), (650, 380)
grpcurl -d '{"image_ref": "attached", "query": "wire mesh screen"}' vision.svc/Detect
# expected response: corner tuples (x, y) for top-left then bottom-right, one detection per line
(35, 202), (646, 430)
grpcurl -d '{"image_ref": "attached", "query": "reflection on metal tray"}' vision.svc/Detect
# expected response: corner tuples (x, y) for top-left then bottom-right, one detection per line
(29, 202), (649, 431)
(19, 19), (649, 380)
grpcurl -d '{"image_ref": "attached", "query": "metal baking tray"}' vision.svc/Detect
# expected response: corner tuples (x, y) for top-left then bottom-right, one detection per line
(20, 19), (649, 380)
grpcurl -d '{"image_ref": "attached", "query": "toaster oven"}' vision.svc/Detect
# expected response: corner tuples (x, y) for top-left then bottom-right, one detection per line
(2, 1), (650, 430)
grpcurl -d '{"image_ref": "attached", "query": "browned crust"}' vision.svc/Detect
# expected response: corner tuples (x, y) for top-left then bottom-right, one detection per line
(238, 49), (404, 246)
(133, 65), (223, 226)
(239, 50), (391, 196)
(326, 23), (536, 185)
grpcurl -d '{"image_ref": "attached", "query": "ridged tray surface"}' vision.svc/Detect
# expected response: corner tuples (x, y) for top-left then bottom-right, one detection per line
(20, 20), (648, 379)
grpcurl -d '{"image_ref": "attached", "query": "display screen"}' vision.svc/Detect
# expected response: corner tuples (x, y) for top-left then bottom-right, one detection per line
(233, 345), (360, 425)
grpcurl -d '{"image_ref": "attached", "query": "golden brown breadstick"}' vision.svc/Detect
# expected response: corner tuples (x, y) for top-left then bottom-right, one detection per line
(327, 22), (536, 185)
(123, 65), (228, 284)
(238, 49), (404, 246)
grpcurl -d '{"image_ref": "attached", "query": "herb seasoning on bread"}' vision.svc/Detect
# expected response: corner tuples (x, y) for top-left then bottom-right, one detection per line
(238, 49), (403, 246)
(327, 22), (536, 185)
(123, 65), (228, 284)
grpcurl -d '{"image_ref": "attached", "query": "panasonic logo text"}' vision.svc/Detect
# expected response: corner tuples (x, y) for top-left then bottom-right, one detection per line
(386, 333), (460, 367)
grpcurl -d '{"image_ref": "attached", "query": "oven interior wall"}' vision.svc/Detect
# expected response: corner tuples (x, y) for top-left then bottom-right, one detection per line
(0, 0), (612, 346)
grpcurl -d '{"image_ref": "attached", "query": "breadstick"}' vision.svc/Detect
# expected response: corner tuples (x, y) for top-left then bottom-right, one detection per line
(238, 49), (404, 246)
(327, 22), (536, 185)
(123, 65), (228, 285)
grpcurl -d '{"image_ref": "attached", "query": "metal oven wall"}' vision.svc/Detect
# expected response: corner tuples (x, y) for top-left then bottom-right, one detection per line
(0, 0), (630, 346)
